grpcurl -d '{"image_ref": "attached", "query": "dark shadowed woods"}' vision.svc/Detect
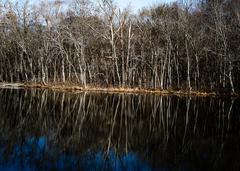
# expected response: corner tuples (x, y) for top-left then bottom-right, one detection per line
(0, 0), (239, 93)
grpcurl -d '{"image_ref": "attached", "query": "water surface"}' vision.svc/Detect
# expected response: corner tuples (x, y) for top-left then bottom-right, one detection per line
(0, 89), (239, 171)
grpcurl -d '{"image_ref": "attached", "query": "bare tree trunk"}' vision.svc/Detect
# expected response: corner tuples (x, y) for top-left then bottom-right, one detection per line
(185, 38), (191, 91)
(61, 58), (66, 83)
(110, 22), (121, 86)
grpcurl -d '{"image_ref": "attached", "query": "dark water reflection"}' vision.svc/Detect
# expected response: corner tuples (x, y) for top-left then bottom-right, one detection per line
(0, 89), (240, 171)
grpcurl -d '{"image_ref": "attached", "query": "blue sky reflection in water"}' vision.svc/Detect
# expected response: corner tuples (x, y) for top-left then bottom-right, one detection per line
(0, 137), (152, 171)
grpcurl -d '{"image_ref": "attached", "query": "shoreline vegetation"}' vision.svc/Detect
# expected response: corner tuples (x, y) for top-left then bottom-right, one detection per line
(0, 82), (239, 97)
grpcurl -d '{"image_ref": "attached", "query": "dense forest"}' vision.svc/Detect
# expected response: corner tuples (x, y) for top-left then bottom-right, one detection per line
(0, 0), (239, 93)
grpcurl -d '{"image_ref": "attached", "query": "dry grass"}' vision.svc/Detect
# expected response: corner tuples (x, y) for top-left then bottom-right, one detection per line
(0, 82), (238, 97)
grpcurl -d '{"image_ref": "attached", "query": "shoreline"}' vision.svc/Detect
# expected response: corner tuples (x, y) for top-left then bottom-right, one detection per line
(0, 82), (238, 97)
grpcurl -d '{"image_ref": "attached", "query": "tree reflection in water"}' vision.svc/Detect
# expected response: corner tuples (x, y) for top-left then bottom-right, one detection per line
(0, 89), (239, 171)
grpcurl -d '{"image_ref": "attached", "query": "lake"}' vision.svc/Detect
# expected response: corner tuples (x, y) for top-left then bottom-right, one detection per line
(0, 88), (239, 171)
